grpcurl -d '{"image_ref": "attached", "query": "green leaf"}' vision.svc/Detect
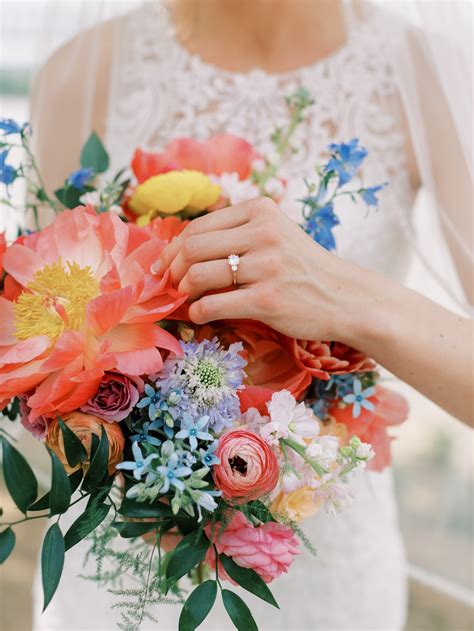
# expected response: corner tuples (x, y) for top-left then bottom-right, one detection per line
(63, 503), (110, 551)
(172, 509), (199, 535)
(58, 417), (87, 468)
(166, 531), (210, 583)
(86, 478), (113, 509)
(118, 497), (172, 519)
(48, 449), (72, 516)
(80, 132), (109, 174)
(179, 580), (217, 631)
(1, 437), (38, 513)
(220, 555), (278, 608)
(113, 521), (162, 538)
(222, 589), (258, 631)
(41, 523), (65, 611)
(81, 427), (109, 493)
(29, 470), (83, 512)
(0, 527), (15, 564)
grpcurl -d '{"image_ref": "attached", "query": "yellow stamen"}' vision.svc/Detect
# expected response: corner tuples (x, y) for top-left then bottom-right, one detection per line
(14, 259), (99, 341)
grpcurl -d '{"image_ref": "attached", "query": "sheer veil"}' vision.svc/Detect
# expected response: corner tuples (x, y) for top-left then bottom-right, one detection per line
(30, 0), (473, 314)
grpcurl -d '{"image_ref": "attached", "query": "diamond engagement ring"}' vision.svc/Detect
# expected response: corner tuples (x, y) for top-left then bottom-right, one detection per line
(227, 254), (240, 286)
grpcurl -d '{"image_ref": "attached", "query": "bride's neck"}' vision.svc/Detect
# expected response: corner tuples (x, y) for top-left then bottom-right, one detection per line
(168, 0), (346, 73)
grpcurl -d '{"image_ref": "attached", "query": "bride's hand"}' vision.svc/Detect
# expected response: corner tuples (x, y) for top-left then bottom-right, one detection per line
(154, 197), (362, 343)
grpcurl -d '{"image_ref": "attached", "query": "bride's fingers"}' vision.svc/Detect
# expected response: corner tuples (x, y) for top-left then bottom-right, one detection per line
(178, 256), (256, 300)
(168, 225), (252, 285)
(153, 199), (259, 273)
(188, 286), (258, 324)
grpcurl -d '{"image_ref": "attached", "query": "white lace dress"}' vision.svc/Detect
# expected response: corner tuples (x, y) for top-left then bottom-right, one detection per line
(34, 3), (414, 630)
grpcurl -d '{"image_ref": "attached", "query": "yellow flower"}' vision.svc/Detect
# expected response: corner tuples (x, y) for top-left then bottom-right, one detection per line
(129, 170), (220, 220)
(270, 486), (320, 523)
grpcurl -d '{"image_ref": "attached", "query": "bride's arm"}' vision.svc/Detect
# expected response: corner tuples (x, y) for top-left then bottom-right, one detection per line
(155, 197), (473, 427)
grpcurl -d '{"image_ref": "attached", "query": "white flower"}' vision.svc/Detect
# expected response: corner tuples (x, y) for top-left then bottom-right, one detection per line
(241, 407), (269, 433)
(267, 390), (320, 443)
(79, 191), (101, 207)
(306, 436), (340, 469)
(251, 158), (266, 173)
(356, 442), (375, 460)
(265, 177), (285, 199)
(109, 204), (124, 216)
(211, 172), (259, 205)
(281, 468), (303, 492)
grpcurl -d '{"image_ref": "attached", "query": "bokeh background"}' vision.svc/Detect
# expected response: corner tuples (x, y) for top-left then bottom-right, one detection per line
(0, 2), (473, 630)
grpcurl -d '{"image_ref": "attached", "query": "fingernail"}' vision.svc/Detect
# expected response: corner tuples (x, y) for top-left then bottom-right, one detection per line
(150, 260), (163, 275)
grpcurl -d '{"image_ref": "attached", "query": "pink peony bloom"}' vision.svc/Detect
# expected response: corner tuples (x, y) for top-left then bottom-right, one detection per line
(329, 385), (409, 471)
(205, 511), (300, 583)
(213, 429), (279, 503)
(19, 396), (52, 440)
(131, 134), (259, 183)
(80, 372), (143, 422)
(0, 207), (186, 420)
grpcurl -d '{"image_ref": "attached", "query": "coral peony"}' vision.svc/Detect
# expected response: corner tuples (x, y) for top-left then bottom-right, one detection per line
(80, 372), (143, 422)
(205, 511), (300, 583)
(131, 134), (258, 183)
(213, 429), (279, 502)
(329, 385), (408, 471)
(287, 338), (375, 381)
(46, 410), (125, 474)
(0, 207), (185, 420)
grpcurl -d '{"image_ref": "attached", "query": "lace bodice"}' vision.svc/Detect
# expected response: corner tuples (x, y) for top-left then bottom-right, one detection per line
(106, 1), (415, 282)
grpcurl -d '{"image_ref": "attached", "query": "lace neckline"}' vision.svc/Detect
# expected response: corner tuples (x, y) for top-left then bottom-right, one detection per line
(152, 1), (363, 81)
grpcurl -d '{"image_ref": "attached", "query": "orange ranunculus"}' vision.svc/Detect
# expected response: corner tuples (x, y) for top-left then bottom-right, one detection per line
(286, 338), (375, 381)
(329, 385), (409, 472)
(195, 320), (312, 400)
(146, 216), (189, 242)
(0, 207), (186, 420)
(132, 134), (259, 183)
(46, 411), (125, 475)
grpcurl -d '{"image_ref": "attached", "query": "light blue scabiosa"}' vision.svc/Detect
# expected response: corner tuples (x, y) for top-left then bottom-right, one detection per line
(116, 441), (158, 480)
(130, 420), (162, 447)
(343, 378), (376, 418)
(158, 338), (247, 432)
(175, 413), (213, 450)
(156, 451), (193, 494)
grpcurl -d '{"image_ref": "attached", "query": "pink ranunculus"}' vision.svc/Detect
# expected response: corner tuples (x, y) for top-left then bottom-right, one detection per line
(19, 396), (52, 440)
(205, 511), (300, 583)
(80, 372), (143, 422)
(213, 429), (279, 503)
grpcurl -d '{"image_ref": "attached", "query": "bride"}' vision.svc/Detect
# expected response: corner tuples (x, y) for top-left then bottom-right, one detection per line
(30, 1), (472, 629)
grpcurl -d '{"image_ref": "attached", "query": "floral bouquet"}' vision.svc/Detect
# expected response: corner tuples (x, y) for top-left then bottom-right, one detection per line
(0, 90), (408, 630)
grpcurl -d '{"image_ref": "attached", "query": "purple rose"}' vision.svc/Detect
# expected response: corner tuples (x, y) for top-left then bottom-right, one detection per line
(19, 397), (51, 440)
(80, 373), (143, 422)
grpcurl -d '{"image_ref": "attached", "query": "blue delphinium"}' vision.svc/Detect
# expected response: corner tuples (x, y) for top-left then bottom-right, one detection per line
(325, 138), (368, 186)
(0, 118), (26, 135)
(303, 203), (340, 251)
(0, 150), (16, 186)
(67, 167), (94, 189)
(343, 378), (376, 418)
(158, 338), (247, 432)
(116, 442), (158, 480)
(360, 184), (387, 207)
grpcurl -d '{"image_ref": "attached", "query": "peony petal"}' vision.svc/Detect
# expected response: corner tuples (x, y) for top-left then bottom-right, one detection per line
(206, 134), (258, 179)
(0, 297), (17, 345)
(113, 347), (163, 375)
(166, 138), (214, 173)
(2, 243), (45, 287)
(0, 335), (50, 367)
(87, 286), (136, 336)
